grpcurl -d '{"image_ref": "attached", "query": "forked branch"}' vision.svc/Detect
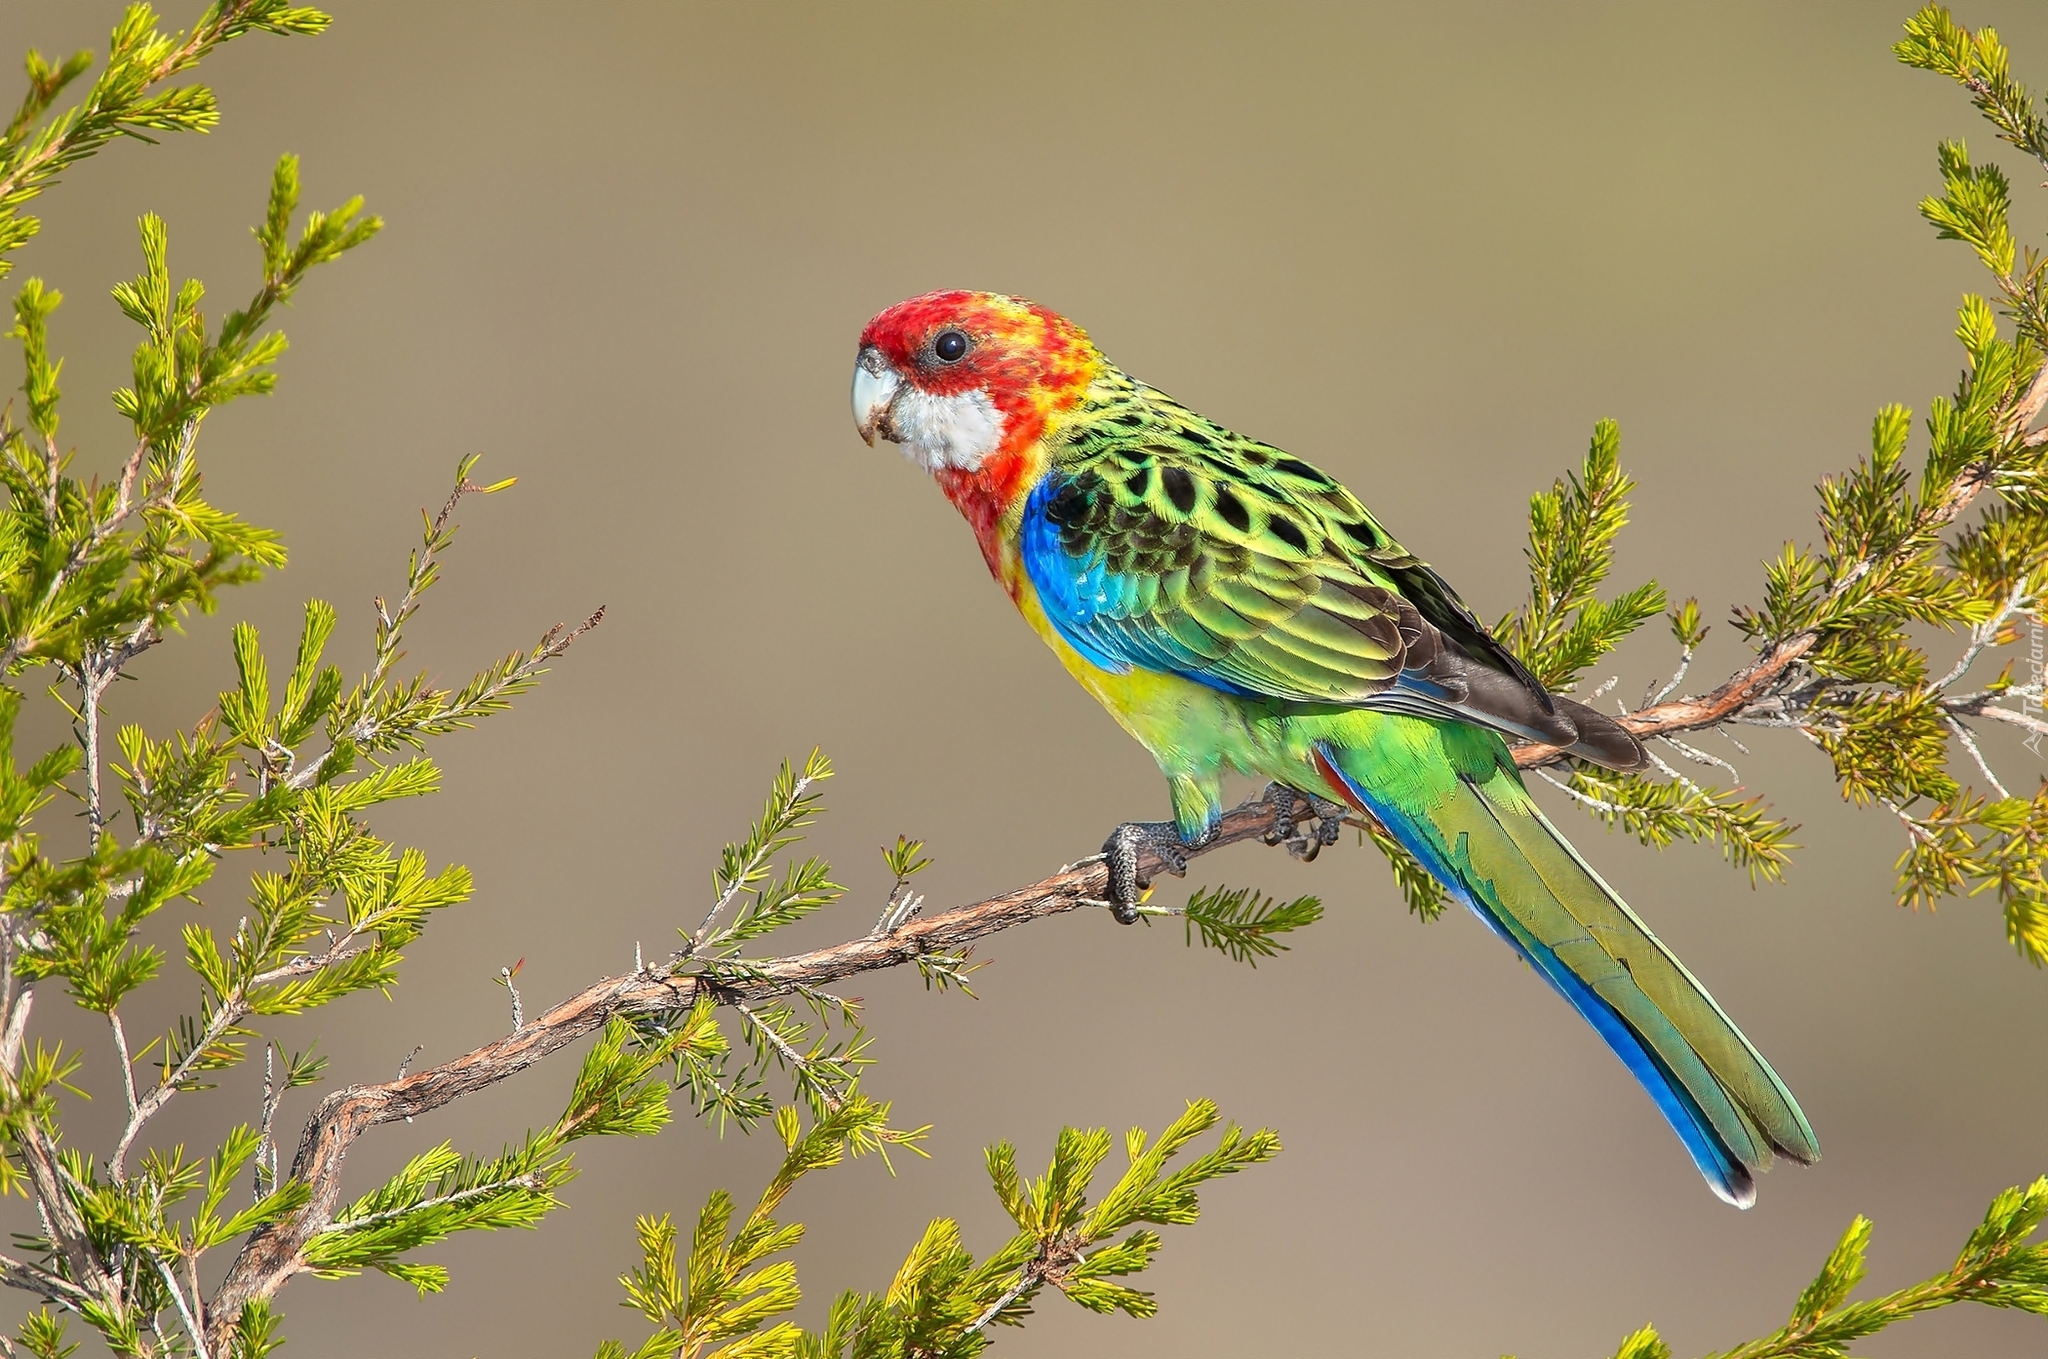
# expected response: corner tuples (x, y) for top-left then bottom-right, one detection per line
(1514, 354), (2048, 770)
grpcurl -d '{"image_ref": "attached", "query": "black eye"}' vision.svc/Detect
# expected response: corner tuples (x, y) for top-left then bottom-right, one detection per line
(933, 329), (970, 363)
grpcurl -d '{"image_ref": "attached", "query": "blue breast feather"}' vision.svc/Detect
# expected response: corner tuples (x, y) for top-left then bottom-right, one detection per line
(1020, 475), (1264, 695)
(1020, 474), (1492, 723)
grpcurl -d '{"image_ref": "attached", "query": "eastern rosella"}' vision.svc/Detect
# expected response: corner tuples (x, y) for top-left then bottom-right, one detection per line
(851, 290), (1818, 1207)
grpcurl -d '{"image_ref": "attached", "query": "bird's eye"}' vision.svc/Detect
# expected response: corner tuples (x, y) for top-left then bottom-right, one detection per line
(932, 329), (970, 364)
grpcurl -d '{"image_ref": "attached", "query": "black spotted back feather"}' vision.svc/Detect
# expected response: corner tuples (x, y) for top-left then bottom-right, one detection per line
(1027, 368), (1645, 770)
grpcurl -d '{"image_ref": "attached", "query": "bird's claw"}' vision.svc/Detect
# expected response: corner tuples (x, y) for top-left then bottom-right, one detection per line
(1260, 783), (1348, 862)
(1101, 820), (1200, 925)
(1261, 783), (1300, 846)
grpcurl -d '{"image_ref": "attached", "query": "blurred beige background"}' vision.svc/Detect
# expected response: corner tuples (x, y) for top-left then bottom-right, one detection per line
(3, 1), (2048, 1355)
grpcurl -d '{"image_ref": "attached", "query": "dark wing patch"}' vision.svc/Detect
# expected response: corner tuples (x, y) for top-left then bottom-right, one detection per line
(1022, 444), (1416, 705)
(1026, 380), (1646, 770)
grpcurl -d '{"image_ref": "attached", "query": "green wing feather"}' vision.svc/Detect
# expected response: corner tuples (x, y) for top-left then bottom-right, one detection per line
(1037, 373), (1642, 766)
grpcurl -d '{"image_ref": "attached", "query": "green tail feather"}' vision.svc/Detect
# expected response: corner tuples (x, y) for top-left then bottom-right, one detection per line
(1314, 725), (1818, 1206)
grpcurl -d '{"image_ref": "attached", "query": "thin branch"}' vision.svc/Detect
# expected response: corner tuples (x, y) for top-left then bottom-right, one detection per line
(0, 981), (32, 1081)
(1658, 733), (1742, 784)
(108, 1010), (138, 1120)
(77, 653), (113, 839)
(13, 1119), (114, 1304)
(0, 994), (102, 1307)
(255, 1043), (281, 1199)
(1935, 577), (2033, 691)
(0, 0), (261, 208)
(966, 1230), (1090, 1337)
(312, 1174), (545, 1238)
(1880, 795), (1938, 846)
(0, 1247), (91, 1310)
(1945, 714), (2010, 798)
(1958, 699), (2048, 739)
(0, 431), (169, 673)
(1511, 628), (1822, 767)
(154, 1253), (210, 1359)
(1647, 645), (1695, 707)
(1532, 766), (1627, 814)
(114, 890), (455, 1181)
(737, 1002), (843, 1112)
(498, 964), (524, 1032)
(1641, 743), (1706, 798)
(110, 993), (249, 1180)
(367, 470), (487, 699)
(318, 607), (604, 782)
(694, 762), (824, 949)
(964, 1269), (1038, 1337)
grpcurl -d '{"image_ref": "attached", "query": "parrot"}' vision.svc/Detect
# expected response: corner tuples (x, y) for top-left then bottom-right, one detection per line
(849, 289), (1817, 1208)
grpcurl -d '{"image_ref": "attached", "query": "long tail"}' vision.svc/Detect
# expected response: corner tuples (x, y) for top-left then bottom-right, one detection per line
(1312, 733), (1819, 1207)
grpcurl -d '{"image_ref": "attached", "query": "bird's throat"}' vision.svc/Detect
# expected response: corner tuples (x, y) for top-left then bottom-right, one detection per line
(935, 443), (1039, 587)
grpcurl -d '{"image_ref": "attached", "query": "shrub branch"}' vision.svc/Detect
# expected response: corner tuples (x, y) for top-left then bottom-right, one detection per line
(202, 789), (1314, 1340)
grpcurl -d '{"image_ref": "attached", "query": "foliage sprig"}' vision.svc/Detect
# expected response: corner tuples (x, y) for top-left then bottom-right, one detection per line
(1597, 1176), (2048, 1358)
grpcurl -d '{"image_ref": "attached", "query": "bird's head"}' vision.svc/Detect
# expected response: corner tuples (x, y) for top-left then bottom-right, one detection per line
(852, 291), (1101, 476)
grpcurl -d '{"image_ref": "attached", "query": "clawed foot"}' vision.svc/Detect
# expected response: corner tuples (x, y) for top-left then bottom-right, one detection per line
(1259, 783), (1348, 862)
(1101, 820), (1211, 925)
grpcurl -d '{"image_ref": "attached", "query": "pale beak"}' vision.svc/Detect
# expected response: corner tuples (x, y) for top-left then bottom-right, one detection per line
(851, 346), (901, 446)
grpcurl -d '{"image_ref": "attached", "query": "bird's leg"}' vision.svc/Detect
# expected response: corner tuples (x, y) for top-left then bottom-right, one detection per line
(1101, 820), (1214, 925)
(1298, 795), (1347, 861)
(1259, 782), (1350, 862)
(1261, 783), (1304, 845)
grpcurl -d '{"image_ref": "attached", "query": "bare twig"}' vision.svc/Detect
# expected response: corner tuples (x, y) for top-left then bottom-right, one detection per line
(1658, 733), (1742, 784)
(1935, 577), (2033, 691)
(1958, 700), (2048, 740)
(108, 1010), (138, 1120)
(77, 652), (115, 839)
(1946, 714), (2010, 798)
(254, 1043), (283, 1198)
(0, 1247), (91, 1310)
(1647, 645), (1696, 707)
(965, 1269), (1038, 1336)
(498, 963), (524, 1032)
(1532, 766), (1627, 814)
(155, 1253), (210, 1359)
(111, 998), (246, 1180)
(13, 1120), (114, 1304)
(0, 982), (33, 1081)
(1512, 629), (1822, 768)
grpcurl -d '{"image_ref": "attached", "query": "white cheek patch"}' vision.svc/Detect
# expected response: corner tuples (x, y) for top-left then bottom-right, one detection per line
(890, 385), (1006, 471)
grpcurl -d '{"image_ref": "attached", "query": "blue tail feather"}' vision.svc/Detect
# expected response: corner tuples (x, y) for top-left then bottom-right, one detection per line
(1316, 751), (1759, 1207)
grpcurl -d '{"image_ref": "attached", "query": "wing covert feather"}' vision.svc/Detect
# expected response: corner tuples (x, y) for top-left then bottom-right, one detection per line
(1018, 384), (1646, 770)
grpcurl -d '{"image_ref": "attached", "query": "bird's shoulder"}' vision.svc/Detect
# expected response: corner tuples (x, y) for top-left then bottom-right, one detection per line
(1031, 374), (1578, 734)
(1042, 378), (1424, 582)
(1019, 373), (1644, 769)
